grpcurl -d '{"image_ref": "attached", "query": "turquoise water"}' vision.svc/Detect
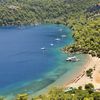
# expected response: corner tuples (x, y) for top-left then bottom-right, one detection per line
(0, 24), (87, 95)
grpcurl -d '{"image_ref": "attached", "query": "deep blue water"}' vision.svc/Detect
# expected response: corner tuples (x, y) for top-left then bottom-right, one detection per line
(0, 24), (87, 95)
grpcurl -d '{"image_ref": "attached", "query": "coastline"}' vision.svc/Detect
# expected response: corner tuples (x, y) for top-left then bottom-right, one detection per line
(65, 55), (100, 89)
(29, 54), (89, 97)
(63, 54), (91, 87)
(0, 24), (74, 99)
(31, 54), (100, 98)
(5, 54), (100, 99)
(0, 0), (99, 99)
(3, 25), (99, 99)
(1, 24), (99, 99)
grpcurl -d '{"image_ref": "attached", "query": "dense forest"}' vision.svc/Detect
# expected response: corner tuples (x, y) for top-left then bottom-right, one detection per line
(0, 0), (99, 26)
(63, 2), (100, 57)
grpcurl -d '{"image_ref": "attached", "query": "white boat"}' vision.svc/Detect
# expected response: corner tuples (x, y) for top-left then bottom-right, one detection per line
(61, 34), (67, 38)
(50, 43), (54, 46)
(66, 56), (80, 62)
(55, 38), (61, 41)
(35, 23), (40, 26)
(41, 47), (46, 50)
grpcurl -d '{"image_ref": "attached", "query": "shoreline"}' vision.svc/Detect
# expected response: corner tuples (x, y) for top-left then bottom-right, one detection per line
(4, 55), (100, 100)
(31, 54), (100, 97)
(65, 55), (100, 89)
(63, 54), (91, 87)
(29, 54), (89, 97)
(6, 54), (100, 100)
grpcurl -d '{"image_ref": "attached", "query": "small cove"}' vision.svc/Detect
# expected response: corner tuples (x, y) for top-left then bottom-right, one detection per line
(0, 24), (87, 95)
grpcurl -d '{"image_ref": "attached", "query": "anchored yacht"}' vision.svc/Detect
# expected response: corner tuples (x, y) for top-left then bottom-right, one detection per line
(66, 56), (80, 62)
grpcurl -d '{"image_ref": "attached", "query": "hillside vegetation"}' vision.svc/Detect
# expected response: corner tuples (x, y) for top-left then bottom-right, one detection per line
(0, 0), (99, 25)
(33, 83), (100, 100)
(0, 83), (100, 100)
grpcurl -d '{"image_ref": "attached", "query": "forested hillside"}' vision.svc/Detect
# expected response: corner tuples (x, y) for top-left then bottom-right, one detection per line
(0, 0), (99, 25)
(64, 3), (100, 57)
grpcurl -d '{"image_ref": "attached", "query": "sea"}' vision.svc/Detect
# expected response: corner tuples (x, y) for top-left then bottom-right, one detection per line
(0, 24), (87, 96)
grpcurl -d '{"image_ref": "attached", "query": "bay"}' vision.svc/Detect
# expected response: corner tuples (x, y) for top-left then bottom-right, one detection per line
(0, 24), (87, 95)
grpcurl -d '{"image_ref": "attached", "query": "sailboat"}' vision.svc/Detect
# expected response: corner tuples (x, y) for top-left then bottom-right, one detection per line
(50, 43), (54, 46)
(61, 34), (67, 38)
(55, 37), (61, 41)
(41, 47), (46, 50)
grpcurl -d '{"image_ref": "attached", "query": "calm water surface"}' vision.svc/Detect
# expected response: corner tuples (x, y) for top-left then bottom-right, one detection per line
(0, 24), (87, 95)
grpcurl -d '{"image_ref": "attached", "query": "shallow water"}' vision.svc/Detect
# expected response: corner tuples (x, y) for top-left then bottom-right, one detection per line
(0, 24), (87, 95)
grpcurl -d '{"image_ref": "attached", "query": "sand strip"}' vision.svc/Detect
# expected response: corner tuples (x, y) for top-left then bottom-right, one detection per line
(65, 55), (100, 89)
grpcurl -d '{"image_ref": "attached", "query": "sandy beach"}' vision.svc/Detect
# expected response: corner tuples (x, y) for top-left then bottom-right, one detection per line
(6, 54), (100, 100)
(28, 54), (100, 100)
(30, 54), (89, 97)
(65, 55), (100, 89)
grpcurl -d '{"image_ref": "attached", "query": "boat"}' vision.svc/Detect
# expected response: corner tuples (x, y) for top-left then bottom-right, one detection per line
(55, 38), (61, 41)
(50, 43), (54, 46)
(34, 23), (41, 26)
(61, 34), (67, 38)
(66, 56), (80, 62)
(41, 47), (46, 50)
